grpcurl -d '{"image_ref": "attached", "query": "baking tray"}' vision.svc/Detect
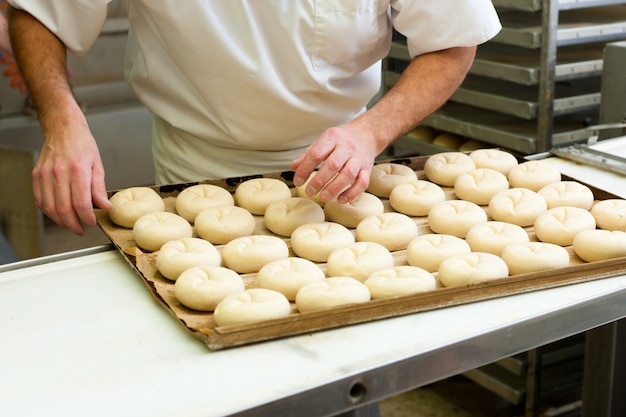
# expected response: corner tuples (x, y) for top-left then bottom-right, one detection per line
(95, 155), (626, 350)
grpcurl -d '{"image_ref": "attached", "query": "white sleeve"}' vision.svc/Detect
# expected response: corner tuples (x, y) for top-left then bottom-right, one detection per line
(8, 0), (110, 55)
(390, 0), (502, 58)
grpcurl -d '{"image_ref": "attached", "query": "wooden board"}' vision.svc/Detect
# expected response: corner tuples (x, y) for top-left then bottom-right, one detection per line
(96, 155), (626, 350)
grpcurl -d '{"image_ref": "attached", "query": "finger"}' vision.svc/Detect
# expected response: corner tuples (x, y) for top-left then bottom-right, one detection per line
(90, 162), (113, 211)
(337, 169), (371, 203)
(68, 165), (101, 230)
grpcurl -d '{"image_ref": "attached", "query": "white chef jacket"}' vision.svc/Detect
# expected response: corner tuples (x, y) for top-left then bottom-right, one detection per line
(9, 0), (501, 183)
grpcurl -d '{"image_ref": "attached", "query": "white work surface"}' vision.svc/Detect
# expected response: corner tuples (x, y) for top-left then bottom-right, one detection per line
(2, 141), (626, 417)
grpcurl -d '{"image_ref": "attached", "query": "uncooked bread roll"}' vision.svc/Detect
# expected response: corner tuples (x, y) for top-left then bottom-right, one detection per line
(364, 266), (436, 299)
(290, 222), (355, 262)
(156, 237), (221, 281)
(507, 160), (561, 192)
(534, 206), (596, 246)
(573, 229), (626, 262)
(427, 200), (487, 238)
(256, 257), (326, 301)
(324, 192), (384, 229)
(367, 163), (418, 198)
(194, 206), (257, 244)
(465, 221), (530, 256)
(295, 277), (371, 313)
(222, 235), (289, 273)
(234, 178), (292, 215)
(590, 199), (626, 231)
(389, 180), (446, 217)
(264, 197), (325, 237)
(469, 148), (519, 175)
(538, 181), (594, 210)
(501, 242), (570, 275)
(438, 252), (509, 287)
(109, 187), (165, 228)
(133, 211), (193, 252)
(406, 234), (471, 273)
(355, 212), (418, 251)
(326, 241), (395, 282)
(488, 188), (547, 227)
(175, 184), (234, 222)
(423, 152), (476, 186)
(454, 168), (509, 205)
(214, 288), (292, 326)
(174, 265), (245, 311)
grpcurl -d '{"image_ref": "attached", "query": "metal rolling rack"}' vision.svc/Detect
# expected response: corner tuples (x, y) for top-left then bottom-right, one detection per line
(385, 0), (626, 156)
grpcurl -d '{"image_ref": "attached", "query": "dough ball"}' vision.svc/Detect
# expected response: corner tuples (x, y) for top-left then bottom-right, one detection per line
(214, 288), (292, 326)
(364, 266), (436, 299)
(438, 252), (509, 287)
(256, 257), (325, 301)
(234, 178), (292, 215)
(423, 152), (476, 187)
(324, 192), (384, 229)
(174, 265), (245, 311)
(432, 132), (464, 150)
(108, 187), (165, 228)
(194, 206), (257, 245)
(573, 229), (626, 262)
(507, 160), (561, 192)
(133, 211), (193, 252)
(465, 221), (530, 256)
(326, 241), (395, 282)
(264, 197), (325, 237)
(367, 163), (417, 198)
(501, 242), (570, 275)
(590, 199), (626, 231)
(156, 237), (221, 281)
(538, 181), (594, 210)
(427, 200), (487, 238)
(454, 168), (510, 205)
(389, 180), (446, 217)
(290, 222), (356, 262)
(488, 188), (547, 227)
(406, 234), (471, 273)
(355, 212), (418, 251)
(534, 206), (596, 246)
(175, 184), (234, 223)
(222, 235), (289, 274)
(405, 126), (436, 142)
(469, 148), (519, 175)
(295, 277), (371, 313)
(459, 139), (490, 152)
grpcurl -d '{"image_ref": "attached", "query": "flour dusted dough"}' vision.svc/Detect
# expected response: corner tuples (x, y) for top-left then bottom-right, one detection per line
(133, 211), (193, 252)
(109, 186), (165, 228)
(324, 192), (384, 229)
(367, 163), (418, 198)
(326, 241), (395, 282)
(501, 242), (570, 275)
(534, 206), (596, 246)
(469, 148), (519, 175)
(423, 152), (476, 187)
(156, 237), (221, 281)
(364, 266), (436, 299)
(427, 200), (487, 238)
(256, 257), (326, 301)
(488, 188), (547, 227)
(454, 168), (509, 205)
(222, 235), (289, 274)
(214, 288), (292, 326)
(590, 199), (626, 231)
(438, 252), (509, 287)
(507, 160), (561, 192)
(406, 234), (471, 273)
(175, 184), (234, 222)
(465, 221), (530, 256)
(194, 206), (257, 244)
(355, 212), (418, 251)
(573, 229), (626, 262)
(290, 222), (355, 262)
(388, 180), (446, 217)
(234, 178), (292, 215)
(264, 197), (325, 237)
(538, 181), (594, 210)
(295, 277), (371, 313)
(174, 265), (245, 311)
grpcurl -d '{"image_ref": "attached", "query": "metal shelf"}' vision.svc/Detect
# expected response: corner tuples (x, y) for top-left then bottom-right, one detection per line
(493, 0), (626, 11)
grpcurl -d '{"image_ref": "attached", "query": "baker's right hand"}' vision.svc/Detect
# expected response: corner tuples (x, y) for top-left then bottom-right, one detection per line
(31, 120), (113, 235)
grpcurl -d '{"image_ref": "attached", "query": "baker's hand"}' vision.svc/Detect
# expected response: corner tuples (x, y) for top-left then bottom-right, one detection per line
(32, 122), (112, 235)
(290, 123), (380, 204)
